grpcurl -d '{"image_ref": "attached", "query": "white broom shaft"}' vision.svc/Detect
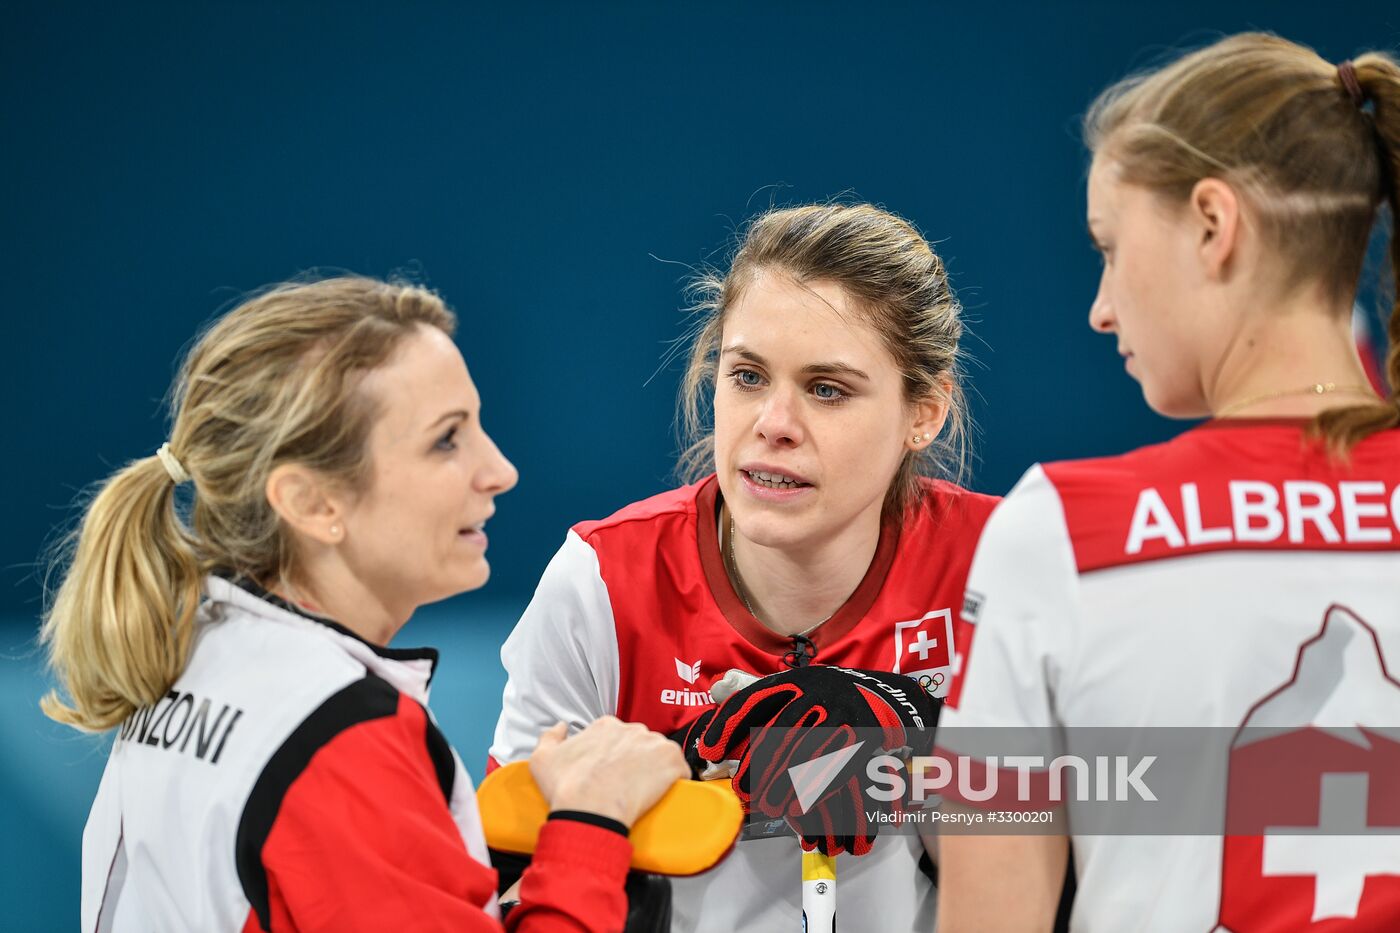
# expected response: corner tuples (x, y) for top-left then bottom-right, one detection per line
(708, 669), (837, 929)
(801, 851), (836, 932)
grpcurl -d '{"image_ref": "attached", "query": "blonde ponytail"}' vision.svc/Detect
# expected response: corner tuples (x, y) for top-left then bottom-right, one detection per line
(1314, 52), (1400, 451)
(41, 455), (203, 731)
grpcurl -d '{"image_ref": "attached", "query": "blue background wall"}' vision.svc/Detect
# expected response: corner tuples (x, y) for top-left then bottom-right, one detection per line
(5, 2), (1397, 927)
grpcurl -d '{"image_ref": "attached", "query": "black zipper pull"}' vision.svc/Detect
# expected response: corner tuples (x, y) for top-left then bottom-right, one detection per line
(782, 634), (817, 669)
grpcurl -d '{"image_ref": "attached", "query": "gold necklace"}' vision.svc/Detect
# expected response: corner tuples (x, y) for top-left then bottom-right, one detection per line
(1216, 382), (1376, 418)
(725, 512), (831, 638)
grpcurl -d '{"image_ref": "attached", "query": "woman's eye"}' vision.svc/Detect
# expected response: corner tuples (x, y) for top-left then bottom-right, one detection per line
(730, 369), (763, 389)
(812, 383), (847, 403)
(435, 427), (459, 451)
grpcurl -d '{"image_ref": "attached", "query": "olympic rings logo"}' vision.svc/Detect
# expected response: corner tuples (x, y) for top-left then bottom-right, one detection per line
(917, 672), (946, 692)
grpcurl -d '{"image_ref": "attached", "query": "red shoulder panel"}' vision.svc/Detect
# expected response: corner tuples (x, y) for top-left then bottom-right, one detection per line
(253, 694), (500, 932)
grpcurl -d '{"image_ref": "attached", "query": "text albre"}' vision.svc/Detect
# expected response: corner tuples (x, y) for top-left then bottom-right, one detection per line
(1125, 479), (1400, 554)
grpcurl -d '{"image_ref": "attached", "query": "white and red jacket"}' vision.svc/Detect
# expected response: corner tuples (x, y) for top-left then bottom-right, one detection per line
(81, 575), (633, 933)
(940, 421), (1400, 931)
(490, 475), (998, 932)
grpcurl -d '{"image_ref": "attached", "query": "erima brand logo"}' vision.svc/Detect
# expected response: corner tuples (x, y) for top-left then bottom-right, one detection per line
(659, 688), (714, 706)
(660, 658), (713, 706)
(675, 658), (702, 684)
(118, 689), (244, 764)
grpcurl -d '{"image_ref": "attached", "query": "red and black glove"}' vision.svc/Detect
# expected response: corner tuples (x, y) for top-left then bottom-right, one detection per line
(690, 665), (939, 856)
(670, 709), (719, 780)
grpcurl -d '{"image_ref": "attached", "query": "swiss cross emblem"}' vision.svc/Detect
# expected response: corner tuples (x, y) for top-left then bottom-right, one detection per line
(1217, 605), (1400, 930)
(893, 609), (953, 697)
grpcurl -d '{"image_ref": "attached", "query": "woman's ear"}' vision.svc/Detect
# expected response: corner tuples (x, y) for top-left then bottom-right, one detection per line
(265, 463), (347, 546)
(1188, 177), (1243, 281)
(907, 378), (953, 451)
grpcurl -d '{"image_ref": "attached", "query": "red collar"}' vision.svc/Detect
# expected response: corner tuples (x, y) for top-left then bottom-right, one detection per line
(693, 475), (900, 655)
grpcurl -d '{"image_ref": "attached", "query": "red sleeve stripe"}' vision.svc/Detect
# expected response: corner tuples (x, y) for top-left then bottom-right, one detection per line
(234, 674), (451, 931)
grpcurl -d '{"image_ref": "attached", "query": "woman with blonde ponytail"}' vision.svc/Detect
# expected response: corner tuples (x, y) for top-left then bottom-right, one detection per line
(936, 34), (1400, 931)
(46, 276), (688, 932)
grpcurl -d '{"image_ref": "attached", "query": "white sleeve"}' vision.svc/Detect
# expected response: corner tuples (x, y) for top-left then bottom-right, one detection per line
(81, 744), (124, 933)
(489, 530), (621, 765)
(940, 464), (1081, 731)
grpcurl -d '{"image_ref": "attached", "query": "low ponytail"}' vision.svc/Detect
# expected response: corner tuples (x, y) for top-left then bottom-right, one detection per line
(41, 454), (203, 732)
(1314, 53), (1400, 452)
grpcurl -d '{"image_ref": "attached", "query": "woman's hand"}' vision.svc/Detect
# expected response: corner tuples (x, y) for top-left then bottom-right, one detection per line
(528, 717), (689, 828)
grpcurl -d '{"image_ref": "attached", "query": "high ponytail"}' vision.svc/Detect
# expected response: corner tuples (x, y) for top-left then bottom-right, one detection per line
(41, 456), (203, 731)
(1314, 53), (1400, 451)
(40, 276), (456, 732)
(1084, 33), (1400, 453)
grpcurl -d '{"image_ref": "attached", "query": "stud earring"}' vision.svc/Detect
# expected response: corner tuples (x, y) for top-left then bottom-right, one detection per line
(922, 433), (932, 442)
(330, 525), (341, 539)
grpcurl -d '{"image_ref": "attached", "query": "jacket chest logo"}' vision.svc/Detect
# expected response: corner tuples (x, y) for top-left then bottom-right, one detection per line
(894, 609), (953, 697)
(660, 658), (713, 706)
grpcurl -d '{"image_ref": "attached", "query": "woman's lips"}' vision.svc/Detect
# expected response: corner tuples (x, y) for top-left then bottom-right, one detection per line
(737, 468), (815, 502)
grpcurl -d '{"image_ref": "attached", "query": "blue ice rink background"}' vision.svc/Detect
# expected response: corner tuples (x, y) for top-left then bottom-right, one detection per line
(6, 2), (1399, 928)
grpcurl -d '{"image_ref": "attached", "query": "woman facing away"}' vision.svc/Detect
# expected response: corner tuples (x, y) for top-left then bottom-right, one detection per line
(489, 203), (1001, 931)
(43, 276), (688, 932)
(936, 33), (1400, 932)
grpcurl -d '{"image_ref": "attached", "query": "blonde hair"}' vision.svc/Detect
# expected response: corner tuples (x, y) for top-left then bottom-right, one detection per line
(41, 276), (456, 732)
(1084, 32), (1400, 450)
(677, 203), (968, 517)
